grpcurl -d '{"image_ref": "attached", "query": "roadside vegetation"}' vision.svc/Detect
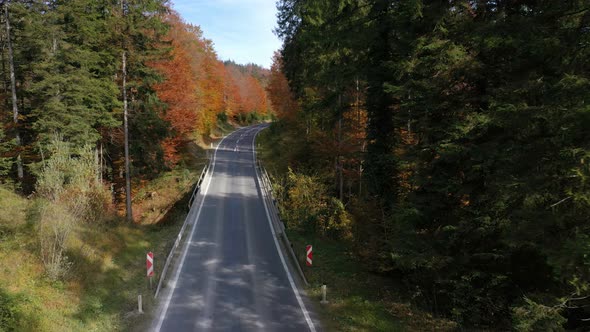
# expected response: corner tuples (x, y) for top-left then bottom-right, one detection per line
(0, 136), (208, 331)
(258, 126), (456, 332)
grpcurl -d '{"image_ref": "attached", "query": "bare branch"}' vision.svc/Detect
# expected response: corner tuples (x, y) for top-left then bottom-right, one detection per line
(549, 196), (572, 208)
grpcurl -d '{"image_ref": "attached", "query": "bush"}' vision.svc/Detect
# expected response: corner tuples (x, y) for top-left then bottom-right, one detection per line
(284, 168), (326, 233)
(38, 202), (75, 281)
(216, 111), (228, 124)
(36, 138), (112, 223)
(324, 197), (353, 240)
(512, 297), (566, 331)
(0, 289), (22, 331)
(35, 137), (113, 280)
(283, 168), (352, 239)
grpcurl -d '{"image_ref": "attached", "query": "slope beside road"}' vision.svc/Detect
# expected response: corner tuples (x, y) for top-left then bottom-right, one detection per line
(151, 124), (319, 331)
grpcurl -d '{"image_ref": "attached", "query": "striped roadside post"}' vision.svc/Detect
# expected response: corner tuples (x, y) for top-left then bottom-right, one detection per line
(147, 252), (154, 288)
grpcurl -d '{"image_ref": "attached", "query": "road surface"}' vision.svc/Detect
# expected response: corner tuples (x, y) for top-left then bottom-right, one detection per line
(152, 124), (318, 332)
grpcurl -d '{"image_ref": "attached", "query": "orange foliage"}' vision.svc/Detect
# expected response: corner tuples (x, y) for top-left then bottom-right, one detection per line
(266, 52), (299, 119)
(151, 10), (272, 165)
(225, 65), (269, 115)
(152, 12), (200, 165)
(223, 68), (242, 116)
(197, 43), (225, 133)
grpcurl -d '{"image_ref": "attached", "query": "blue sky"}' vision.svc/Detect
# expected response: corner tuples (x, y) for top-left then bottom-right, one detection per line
(171, 0), (282, 68)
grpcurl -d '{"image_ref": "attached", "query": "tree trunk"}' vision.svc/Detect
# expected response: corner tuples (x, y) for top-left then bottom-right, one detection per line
(338, 94), (343, 201)
(99, 142), (103, 183)
(356, 78), (362, 196)
(338, 116), (343, 201)
(5, 3), (22, 180)
(122, 50), (132, 222)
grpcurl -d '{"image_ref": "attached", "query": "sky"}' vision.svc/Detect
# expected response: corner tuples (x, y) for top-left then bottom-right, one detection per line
(171, 0), (282, 69)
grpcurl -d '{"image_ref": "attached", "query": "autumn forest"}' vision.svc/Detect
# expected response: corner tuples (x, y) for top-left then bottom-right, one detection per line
(1, 0), (590, 331)
(0, 1), (270, 193)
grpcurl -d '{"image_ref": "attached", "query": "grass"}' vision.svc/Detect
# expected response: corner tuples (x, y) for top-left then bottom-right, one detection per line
(0, 137), (213, 331)
(288, 231), (457, 331)
(289, 231), (405, 331)
(256, 125), (457, 332)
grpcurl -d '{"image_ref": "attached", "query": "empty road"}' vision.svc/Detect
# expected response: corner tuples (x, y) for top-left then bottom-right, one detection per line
(152, 124), (318, 332)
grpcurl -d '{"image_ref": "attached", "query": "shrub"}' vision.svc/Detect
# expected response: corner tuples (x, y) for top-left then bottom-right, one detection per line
(0, 128), (14, 179)
(323, 197), (353, 240)
(283, 168), (352, 239)
(217, 111), (228, 124)
(38, 202), (75, 281)
(36, 138), (112, 223)
(0, 289), (21, 332)
(35, 136), (113, 280)
(285, 168), (326, 233)
(512, 297), (566, 331)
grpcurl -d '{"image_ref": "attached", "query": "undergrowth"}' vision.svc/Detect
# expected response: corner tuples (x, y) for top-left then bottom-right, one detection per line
(0, 137), (208, 331)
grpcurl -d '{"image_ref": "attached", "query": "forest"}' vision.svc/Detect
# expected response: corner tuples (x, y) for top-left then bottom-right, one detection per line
(1, 0), (589, 330)
(0, 1), (271, 329)
(0, 0), (270, 197)
(262, 0), (590, 330)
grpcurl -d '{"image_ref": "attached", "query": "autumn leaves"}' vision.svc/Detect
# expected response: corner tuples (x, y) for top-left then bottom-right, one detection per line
(151, 11), (270, 167)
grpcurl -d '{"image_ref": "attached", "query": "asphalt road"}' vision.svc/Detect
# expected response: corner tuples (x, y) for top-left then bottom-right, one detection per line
(152, 124), (318, 332)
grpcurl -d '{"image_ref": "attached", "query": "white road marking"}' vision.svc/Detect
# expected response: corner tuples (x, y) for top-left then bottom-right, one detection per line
(153, 131), (237, 332)
(153, 125), (315, 332)
(251, 128), (317, 332)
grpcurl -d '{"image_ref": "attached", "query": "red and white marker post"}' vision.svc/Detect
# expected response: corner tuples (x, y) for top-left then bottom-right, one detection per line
(147, 252), (154, 288)
(306, 245), (312, 266)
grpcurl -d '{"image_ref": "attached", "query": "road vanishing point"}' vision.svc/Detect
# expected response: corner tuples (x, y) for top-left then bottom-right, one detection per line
(152, 124), (319, 332)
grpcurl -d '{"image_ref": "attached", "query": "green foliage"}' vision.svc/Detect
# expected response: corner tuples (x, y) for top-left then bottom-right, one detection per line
(0, 128), (13, 178)
(34, 136), (113, 280)
(235, 111), (267, 125)
(512, 297), (566, 332)
(36, 136), (112, 223)
(0, 289), (22, 332)
(1, 0), (170, 191)
(276, 0), (590, 328)
(283, 168), (352, 239)
(216, 111), (228, 124)
(26, 0), (120, 147)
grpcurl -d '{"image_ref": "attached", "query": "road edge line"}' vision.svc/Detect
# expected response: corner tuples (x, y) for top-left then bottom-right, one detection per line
(251, 126), (317, 332)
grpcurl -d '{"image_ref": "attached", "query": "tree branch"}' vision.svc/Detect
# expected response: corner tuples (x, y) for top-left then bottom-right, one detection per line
(549, 196), (572, 208)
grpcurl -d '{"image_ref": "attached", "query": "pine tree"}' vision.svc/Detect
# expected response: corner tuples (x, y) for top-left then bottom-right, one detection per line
(29, 0), (119, 147)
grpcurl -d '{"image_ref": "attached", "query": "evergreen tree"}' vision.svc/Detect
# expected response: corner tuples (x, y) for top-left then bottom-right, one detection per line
(0, 127), (13, 178)
(112, 0), (170, 178)
(29, 0), (120, 147)
(276, 0), (590, 327)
